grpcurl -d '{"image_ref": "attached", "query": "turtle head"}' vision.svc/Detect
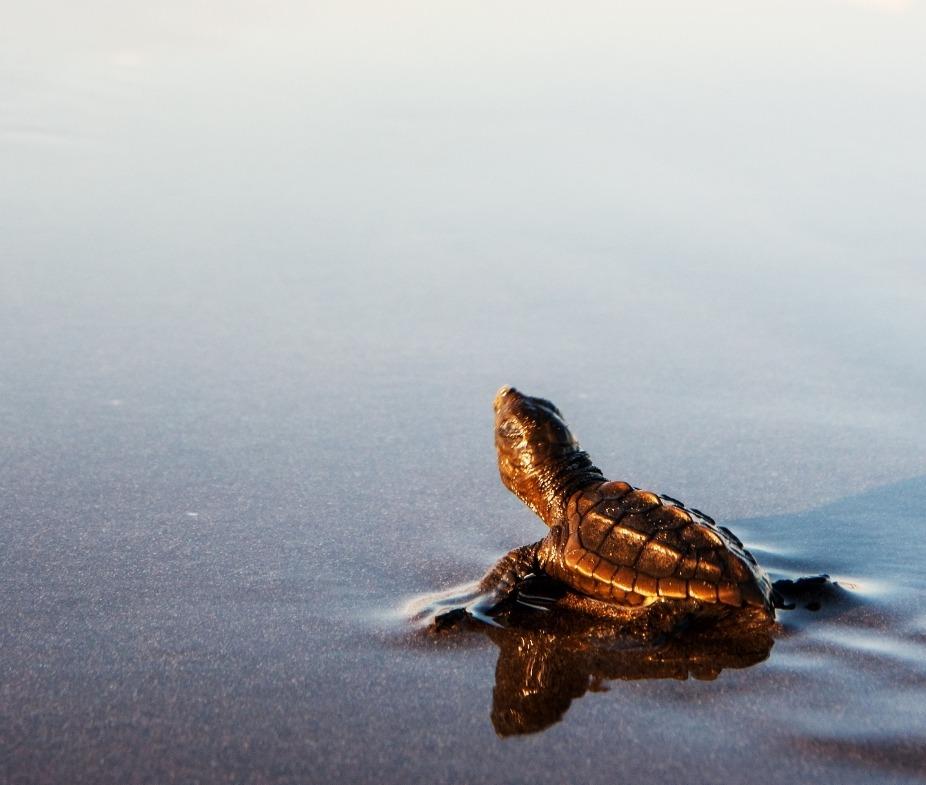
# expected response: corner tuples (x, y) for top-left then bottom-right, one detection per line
(494, 386), (598, 525)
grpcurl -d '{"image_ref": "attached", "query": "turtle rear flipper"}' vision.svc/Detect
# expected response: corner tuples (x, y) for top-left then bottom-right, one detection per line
(771, 574), (835, 611)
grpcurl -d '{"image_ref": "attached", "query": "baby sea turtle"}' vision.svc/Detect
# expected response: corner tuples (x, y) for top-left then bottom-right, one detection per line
(465, 386), (775, 625)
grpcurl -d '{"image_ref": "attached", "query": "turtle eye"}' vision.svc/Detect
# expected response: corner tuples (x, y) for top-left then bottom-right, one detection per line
(499, 419), (522, 439)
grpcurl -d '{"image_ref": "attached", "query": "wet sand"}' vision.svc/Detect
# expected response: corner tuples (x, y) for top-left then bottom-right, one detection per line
(3, 2), (926, 783)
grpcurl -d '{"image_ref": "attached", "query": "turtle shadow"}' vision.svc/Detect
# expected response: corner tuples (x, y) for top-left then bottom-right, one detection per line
(433, 597), (776, 737)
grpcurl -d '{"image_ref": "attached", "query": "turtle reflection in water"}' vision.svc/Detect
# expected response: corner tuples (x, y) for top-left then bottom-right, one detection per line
(441, 593), (774, 736)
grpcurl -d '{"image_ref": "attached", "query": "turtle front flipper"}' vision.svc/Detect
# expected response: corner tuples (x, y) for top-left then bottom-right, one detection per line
(426, 540), (551, 629)
(470, 540), (557, 618)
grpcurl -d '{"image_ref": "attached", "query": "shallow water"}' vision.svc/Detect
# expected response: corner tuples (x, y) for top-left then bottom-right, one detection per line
(3, 2), (926, 783)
